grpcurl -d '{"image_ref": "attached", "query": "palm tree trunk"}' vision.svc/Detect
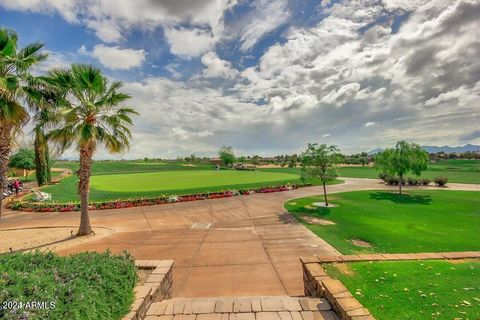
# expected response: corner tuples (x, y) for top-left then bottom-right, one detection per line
(34, 128), (51, 186)
(0, 125), (13, 219)
(77, 142), (94, 236)
(322, 181), (329, 206)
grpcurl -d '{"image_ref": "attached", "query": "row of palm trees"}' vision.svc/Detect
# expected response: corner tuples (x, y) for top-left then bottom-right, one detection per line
(0, 28), (138, 236)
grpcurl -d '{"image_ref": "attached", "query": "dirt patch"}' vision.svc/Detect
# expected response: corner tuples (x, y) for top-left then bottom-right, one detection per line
(301, 215), (336, 225)
(182, 164), (197, 167)
(0, 227), (113, 253)
(312, 202), (338, 208)
(331, 262), (357, 276)
(350, 238), (373, 248)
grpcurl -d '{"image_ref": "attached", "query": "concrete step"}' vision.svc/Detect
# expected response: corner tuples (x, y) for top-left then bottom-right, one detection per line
(145, 296), (339, 319)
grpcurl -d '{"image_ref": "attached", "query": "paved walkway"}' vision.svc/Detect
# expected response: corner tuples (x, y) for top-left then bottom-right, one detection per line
(145, 296), (337, 320)
(1, 178), (478, 298)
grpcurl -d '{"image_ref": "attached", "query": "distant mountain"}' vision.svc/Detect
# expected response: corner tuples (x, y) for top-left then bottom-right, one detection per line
(368, 144), (480, 154)
(367, 148), (384, 155)
(421, 144), (480, 153)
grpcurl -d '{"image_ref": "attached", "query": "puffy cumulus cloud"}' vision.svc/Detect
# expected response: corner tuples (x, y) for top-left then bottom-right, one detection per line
(321, 83), (361, 107)
(1, 0), (237, 55)
(201, 51), (238, 79)
(91, 45), (146, 70)
(1, 0), (78, 22)
(111, 0), (479, 157)
(164, 28), (218, 58)
(232, 0), (480, 151)
(22, 0), (480, 157)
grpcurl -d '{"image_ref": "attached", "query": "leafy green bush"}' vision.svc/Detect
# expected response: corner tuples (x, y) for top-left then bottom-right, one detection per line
(385, 176), (400, 185)
(420, 178), (431, 185)
(434, 176), (448, 187)
(407, 177), (418, 185)
(378, 173), (388, 181)
(0, 251), (137, 320)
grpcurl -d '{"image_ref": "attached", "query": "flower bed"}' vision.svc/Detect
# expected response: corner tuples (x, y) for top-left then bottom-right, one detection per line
(6, 184), (309, 213)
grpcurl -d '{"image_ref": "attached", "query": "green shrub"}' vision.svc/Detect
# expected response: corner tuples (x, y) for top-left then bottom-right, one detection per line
(378, 173), (388, 181)
(420, 178), (431, 185)
(385, 176), (400, 185)
(0, 251), (137, 320)
(407, 177), (418, 185)
(434, 176), (448, 187)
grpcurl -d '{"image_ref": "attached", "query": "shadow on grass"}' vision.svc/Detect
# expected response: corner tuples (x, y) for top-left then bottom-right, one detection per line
(286, 206), (332, 219)
(369, 192), (432, 205)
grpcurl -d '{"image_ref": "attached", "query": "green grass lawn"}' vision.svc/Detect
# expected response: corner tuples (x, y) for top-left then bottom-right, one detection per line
(285, 190), (480, 254)
(32, 161), (342, 202)
(337, 159), (480, 184)
(324, 259), (480, 320)
(38, 168), (309, 202)
(54, 160), (208, 175)
(0, 251), (137, 320)
(10, 170), (62, 183)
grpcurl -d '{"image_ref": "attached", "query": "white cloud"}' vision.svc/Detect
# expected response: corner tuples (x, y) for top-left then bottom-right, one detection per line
(201, 51), (238, 79)
(237, 0), (291, 51)
(91, 45), (145, 70)
(164, 63), (182, 79)
(14, 0), (480, 157)
(424, 84), (480, 107)
(321, 83), (361, 107)
(164, 28), (217, 58)
(1, 0), (238, 56)
(171, 127), (213, 140)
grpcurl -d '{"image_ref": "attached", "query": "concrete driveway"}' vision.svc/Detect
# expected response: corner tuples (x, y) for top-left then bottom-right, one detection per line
(1, 178), (478, 297)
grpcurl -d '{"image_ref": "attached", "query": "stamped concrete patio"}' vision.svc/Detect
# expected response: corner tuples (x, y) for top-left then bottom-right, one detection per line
(1, 178), (478, 298)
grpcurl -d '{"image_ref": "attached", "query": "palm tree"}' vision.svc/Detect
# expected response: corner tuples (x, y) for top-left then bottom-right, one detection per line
(0, 28), (47, 218)
(24, 76), (64, 186)
(47, 64), (137, 236)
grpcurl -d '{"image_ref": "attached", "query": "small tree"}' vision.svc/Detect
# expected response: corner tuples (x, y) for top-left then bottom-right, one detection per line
(300, 143), (341, 206)
(359, 152), (369, 167)
(9, 148), (35, 181)
(218, 145), (235, 167)
(375, 141), (429, 194)
(251, 155), (260, 166)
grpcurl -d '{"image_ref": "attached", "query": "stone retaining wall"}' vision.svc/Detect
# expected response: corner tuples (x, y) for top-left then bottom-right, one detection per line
(123, 259), (174, 320)
(301, 251), (480, 320)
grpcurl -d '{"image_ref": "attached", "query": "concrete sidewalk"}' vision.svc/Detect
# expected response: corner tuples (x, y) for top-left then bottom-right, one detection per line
(1, 178), (478, 297)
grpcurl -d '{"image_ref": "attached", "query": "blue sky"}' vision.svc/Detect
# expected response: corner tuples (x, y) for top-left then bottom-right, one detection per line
(1, 0), (479, 159)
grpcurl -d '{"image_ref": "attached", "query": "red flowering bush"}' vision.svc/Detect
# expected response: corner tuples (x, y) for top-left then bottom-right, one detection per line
(8, 183), (310, 213)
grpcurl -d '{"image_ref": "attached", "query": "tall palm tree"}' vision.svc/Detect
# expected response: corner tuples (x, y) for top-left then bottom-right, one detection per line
(0, 28), (46, 218)
(24, 76), (64, 186)
(47, 64), (137, 236)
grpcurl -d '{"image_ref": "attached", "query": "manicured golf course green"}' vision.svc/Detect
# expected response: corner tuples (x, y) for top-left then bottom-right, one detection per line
(92, 170), (298, 192)
(285, 190), (480, 254)
(37, 165), (313, 202)
(324, 259), (480, 320)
